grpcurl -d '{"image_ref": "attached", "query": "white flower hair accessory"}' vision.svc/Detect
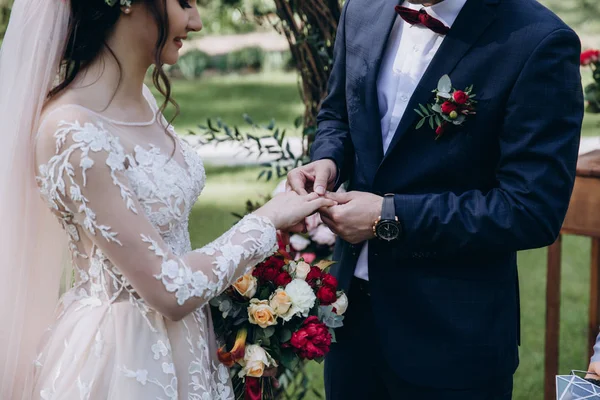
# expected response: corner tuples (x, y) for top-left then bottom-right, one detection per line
(105, 0), (132, 7)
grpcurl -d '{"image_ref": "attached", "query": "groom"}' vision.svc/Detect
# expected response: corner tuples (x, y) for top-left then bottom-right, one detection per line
(287, 0), (584, 398)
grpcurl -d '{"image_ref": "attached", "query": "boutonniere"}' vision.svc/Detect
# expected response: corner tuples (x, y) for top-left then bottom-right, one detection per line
(415, 75), (477, 139)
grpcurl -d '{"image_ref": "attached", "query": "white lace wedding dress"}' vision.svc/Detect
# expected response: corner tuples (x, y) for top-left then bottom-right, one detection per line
(27, 85), (277, 400)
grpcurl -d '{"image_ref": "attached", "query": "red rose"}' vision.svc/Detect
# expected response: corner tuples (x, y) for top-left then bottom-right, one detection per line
(317, 285), (337, 305)
(253, 256), (285, 282)
(321, 273), (338, 289)
(306, 266), (323, 288)
(440, 101), (457, 115)
(581, 49), (600, 66)
(435, 123), (447, 136)
(289, 316), (332, 360)
(274, 271), (292, 287)
(452, 90), (469, 105)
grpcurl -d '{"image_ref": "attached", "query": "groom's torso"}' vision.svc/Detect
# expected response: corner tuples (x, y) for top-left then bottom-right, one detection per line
(332, 0), (574, 389)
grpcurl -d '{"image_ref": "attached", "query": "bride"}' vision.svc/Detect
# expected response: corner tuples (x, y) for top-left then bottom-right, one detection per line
(0, 0), (335, 398)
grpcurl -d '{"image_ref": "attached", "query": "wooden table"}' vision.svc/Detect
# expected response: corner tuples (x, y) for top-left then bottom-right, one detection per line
(545, 150), (600, 400)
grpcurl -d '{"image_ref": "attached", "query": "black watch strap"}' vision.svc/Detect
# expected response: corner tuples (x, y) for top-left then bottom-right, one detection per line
(381, 194), (395, 220)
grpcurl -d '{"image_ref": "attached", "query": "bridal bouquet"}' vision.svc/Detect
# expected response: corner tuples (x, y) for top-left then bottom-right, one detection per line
(210, 234), (347, 399)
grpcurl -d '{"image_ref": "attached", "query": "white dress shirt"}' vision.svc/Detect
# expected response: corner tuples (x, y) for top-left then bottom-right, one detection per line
(354, 0), (467, 281)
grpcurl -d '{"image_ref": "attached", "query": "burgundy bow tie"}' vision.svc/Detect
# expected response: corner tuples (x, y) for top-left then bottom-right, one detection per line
(395, 5), (451, 35)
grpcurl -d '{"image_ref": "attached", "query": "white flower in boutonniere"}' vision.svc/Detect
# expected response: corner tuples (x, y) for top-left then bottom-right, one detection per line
(415, 74), (477, 139)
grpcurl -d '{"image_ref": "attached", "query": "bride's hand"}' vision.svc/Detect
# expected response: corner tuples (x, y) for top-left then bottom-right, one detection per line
(254, 192), (336, 231)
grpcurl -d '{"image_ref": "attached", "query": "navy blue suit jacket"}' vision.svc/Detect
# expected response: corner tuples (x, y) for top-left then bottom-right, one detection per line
(311, 0), (584, 389)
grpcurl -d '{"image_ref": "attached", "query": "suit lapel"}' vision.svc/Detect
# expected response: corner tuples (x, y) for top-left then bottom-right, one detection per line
(379, 0), (498, 166)
(360, 0), (400, 169)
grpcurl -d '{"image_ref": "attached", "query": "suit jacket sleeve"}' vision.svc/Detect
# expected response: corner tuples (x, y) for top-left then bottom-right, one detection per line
(309, 0), (354, 189)
(394, 28), (584, 254)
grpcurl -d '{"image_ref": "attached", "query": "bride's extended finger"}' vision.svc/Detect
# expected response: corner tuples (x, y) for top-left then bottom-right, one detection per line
(309, 197), (337, 211)
(288, 222), (307, 233)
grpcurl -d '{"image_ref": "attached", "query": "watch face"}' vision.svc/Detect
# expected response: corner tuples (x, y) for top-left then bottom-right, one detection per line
(376, 221), (400, 241)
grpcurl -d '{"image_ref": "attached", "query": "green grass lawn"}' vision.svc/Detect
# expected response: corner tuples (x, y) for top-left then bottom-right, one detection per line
(150, 72), (304, 136)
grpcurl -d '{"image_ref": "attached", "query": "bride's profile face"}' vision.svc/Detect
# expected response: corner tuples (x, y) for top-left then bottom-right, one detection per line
(162, 0), (202, 64)
(130, 0), (202, 66)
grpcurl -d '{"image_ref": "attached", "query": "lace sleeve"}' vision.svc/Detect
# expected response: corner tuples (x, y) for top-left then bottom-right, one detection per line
(35, 109), (277, 320)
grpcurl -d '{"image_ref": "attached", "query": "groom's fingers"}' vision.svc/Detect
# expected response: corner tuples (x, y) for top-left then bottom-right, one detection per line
(287, 169), (309, 195)
(313, 167), (330, 196)
(324, 191), (352, 204)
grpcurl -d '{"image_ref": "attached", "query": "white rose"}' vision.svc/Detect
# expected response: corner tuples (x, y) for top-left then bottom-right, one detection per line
(238, 344), (277, 378)
(290, 234), (310, 251)
(331, 293), (348, 316)
(294, 261), (311, 280)
(232, 274), (257, 298)
(284, 279), (316, 317)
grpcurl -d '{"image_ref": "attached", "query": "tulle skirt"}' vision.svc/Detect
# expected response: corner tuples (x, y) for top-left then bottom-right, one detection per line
(25, 296), (233, 400)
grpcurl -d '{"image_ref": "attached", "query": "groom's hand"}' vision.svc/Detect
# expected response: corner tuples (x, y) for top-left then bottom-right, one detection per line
(319, 191), (382, 244)
(287, 159), (337, 196)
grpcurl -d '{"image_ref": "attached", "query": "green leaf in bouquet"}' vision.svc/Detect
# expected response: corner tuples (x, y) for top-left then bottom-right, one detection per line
(209, 296), (223, 308)
(319, 306), (344, 329)
(258, 286), (272, 300)
(329, 328), (337, 344)
(437, 74), (452, 93)
(436, 92), (451, 99)
(233, 314), (248, 326)
(280, 349), (300, 371)
(431, 104), (442, 114)
(313, 356), (325, 364)
(263, 326), (276, 338)
(279, 328), (293, 344)
(435, 115), (442, 127)
(428, 117), (435, 130)
(452, 115), (466, 125)
(415, 118), (426, 130)
(418, 103), (429, 115)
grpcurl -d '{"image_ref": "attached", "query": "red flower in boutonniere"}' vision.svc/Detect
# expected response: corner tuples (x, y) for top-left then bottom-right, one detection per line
(415, 75), (477, 139)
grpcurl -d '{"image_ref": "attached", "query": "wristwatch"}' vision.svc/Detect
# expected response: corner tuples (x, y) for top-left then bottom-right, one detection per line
(373, 194), (402, 242)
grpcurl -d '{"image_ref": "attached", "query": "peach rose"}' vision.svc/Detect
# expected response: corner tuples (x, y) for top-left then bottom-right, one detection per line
(233, 273), (258, 298)
(248, 299), (277, 328)
(269, 288), (293, 319)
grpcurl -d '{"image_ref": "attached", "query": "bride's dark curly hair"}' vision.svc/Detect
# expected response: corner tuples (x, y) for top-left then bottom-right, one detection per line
(49, 0), (178, 120)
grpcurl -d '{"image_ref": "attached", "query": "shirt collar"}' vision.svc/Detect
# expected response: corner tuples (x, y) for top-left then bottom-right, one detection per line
(403, 0), (468, 28)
